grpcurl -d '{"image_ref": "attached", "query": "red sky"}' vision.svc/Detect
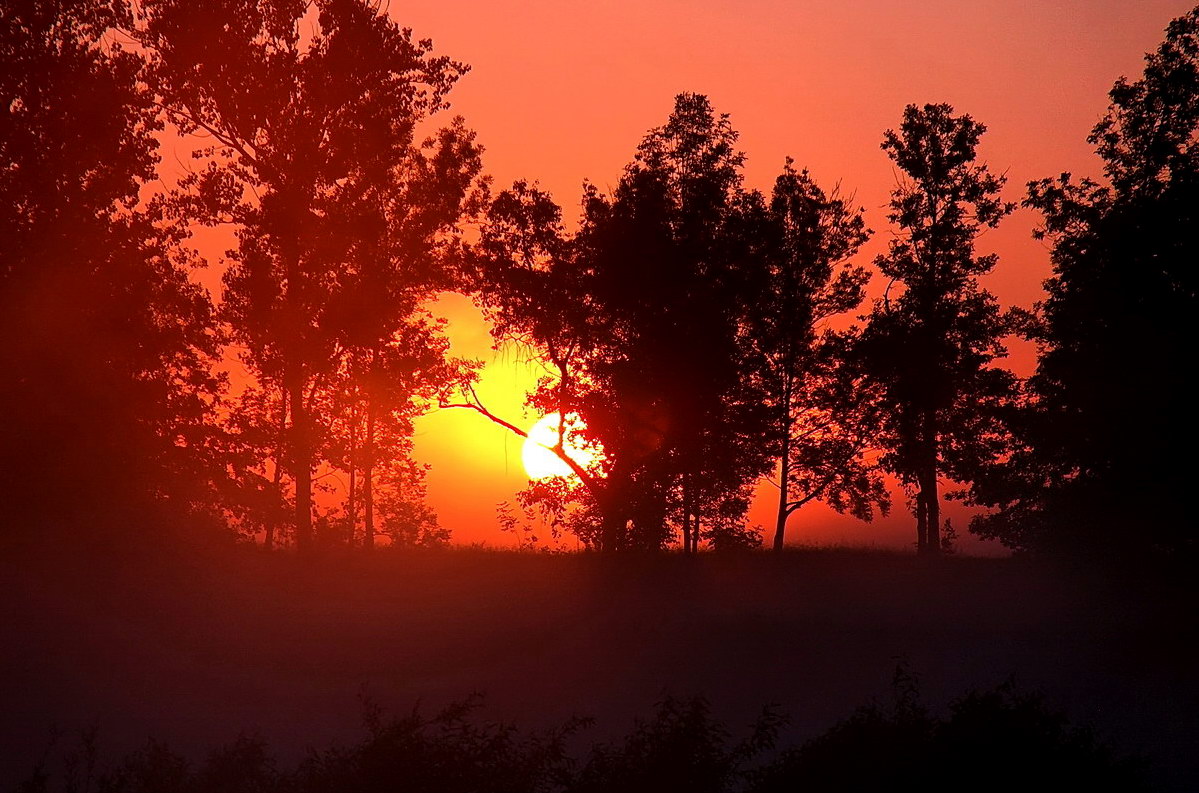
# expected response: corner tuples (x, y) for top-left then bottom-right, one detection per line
(175, 2), (1193, 551)
(393, 1), (1193, 551)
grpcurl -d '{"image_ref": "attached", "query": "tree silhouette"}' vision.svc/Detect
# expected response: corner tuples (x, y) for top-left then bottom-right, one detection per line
(859, 104), (1023, 555)
(752, 678), (1148, 793)
(20, 687), (1148, 792)
(138, 0), (484, 550)
(463, 181), (616, 546)
(222, 381), (291, 547)
(591, 94), (774, 552)
(468, 95), (775, 551)
(0, 0), (223, 532)
(740, 160), (889, 551)
(971, 6), (1199, 556)
(325, 318), (465, 548)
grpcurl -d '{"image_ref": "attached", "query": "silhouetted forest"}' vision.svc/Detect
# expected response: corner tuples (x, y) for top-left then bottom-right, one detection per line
(2, 0), (1196, 557)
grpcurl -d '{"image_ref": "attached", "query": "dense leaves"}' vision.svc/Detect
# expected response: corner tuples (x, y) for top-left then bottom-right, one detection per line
(742, 161), (888, 551)
(0, 0), (223, 532)
(473, 96), (895, 552)
(970, 7), (1199, 555)
(137, 0), (484, 549)
(860, 104), (1023, 554)
(471, 95), (777, 551)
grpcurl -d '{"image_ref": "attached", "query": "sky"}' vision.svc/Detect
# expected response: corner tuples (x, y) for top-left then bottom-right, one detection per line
(385, 1), (1193, 551)
(176, 1), (1194, 551)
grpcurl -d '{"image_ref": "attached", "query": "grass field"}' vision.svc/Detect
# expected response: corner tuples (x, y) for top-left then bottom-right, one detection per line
(2, 542), (1195, 789)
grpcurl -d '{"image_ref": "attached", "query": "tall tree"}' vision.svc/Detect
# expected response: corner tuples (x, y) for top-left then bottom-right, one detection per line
(860, 104), (1022, 555)
(741, 161), (888, 552)
(463, 181), (616, 546)
(971, 7), (1199, 555)
(467, 95), (775, 551)
(0, 0), (223, 532)
(580, 93), (773, 551)
(138, 0), (483, 550)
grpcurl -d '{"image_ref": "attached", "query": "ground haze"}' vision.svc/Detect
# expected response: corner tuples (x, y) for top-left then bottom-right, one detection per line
(2, 544), (1194, 790)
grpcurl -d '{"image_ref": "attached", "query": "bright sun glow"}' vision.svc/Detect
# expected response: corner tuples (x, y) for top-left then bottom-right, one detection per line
(522, 413), (597, 480)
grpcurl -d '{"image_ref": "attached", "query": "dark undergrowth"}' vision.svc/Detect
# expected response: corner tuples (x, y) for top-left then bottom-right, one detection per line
(5, 538), (1189, 792)
(17, 676), (1149, 793)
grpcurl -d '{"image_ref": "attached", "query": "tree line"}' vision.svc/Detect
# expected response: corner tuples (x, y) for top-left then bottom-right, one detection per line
(2, 0), (1195, 558)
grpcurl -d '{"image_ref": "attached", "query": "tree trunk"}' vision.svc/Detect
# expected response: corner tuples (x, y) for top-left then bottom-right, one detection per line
(265, 384), (288, 551)
(363, 373), (376, 550)
(598, 482), (624, 552)
(347, 414), (357, 548)
(919, 409), (940, 555)
(279, 188), (313, 553)
(681, 473), (692, 553)
(773, 472), (789, 553)
(288, 371), (313, 553)
(915, 482), (928, 552)
(922, 473), (940, 555)
(266, 460), (283, 551)
(773, 371), (793, 553)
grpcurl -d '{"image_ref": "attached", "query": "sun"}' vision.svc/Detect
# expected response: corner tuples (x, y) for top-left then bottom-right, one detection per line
(522, 413), (597, 480)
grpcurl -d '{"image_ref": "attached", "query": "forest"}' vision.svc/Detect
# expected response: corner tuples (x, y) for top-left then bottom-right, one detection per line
(2, 0), (1198, 790)
(2, 0), (1196, 558)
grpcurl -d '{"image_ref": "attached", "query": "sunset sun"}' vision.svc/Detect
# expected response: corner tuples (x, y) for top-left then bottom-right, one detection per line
(521, 413), (597, 480)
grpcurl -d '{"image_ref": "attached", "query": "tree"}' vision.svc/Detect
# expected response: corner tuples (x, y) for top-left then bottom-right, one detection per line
(222, 380), (291, 547)
(0, 0), (223, 533)
(467, 95), (775, 552)
(462, 180), (616, 547)
(860, 104), (1022, 555)
(138, 0), (484, 550)
(741, 161), (889, 552)
(325, 315), (467, 548)
(558, 93), (769, 551)
(971, 7), (1199, 555)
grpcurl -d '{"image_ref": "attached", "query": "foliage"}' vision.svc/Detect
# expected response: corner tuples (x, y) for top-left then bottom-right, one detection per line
(575, 94), (778, 551)
(970, 6), (1199, 556)
(0, 0), (224, 532)
(136, 0), (485, 549)
(740, 160), (888, 551)
(322, 317), (469, 549)
(570, 696), (783, 793)
(9, 0), (1198, 563)
(21, 684), (1147, 793)
(473, 95), (808, 551)
(753, 676), (1147, 793)
(859, 103), (1024, 554)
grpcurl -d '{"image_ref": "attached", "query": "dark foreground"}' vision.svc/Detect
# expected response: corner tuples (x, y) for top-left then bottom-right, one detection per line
(2, 542), (1195, 790)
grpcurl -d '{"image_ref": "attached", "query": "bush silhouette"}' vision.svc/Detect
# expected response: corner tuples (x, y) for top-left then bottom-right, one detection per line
(18, 683), (1147, 793)
(752, 680), (1147, 793)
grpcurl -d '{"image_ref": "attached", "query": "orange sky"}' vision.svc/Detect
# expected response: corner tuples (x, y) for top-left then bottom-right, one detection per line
(397, 1), (1193, 551)
(175, 2), (1193, 551)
